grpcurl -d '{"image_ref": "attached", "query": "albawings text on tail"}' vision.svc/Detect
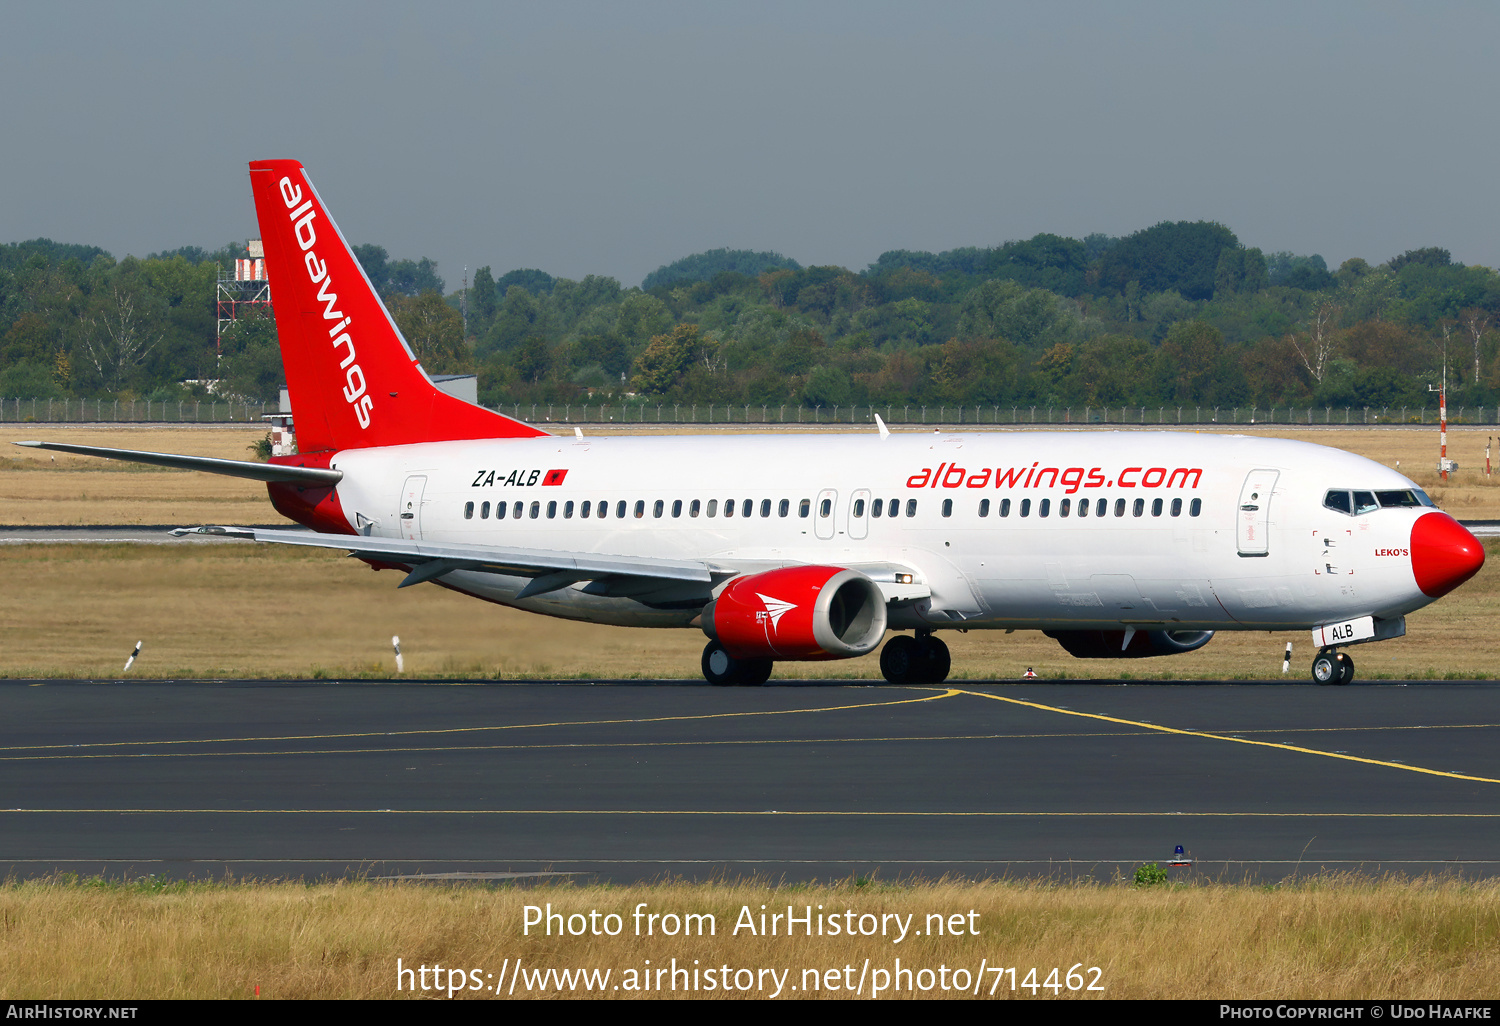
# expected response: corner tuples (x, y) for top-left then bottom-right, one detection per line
(280, 176), (374, 430)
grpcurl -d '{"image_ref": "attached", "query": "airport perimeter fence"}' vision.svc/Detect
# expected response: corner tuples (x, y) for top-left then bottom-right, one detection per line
(3, 397), (1499, 428)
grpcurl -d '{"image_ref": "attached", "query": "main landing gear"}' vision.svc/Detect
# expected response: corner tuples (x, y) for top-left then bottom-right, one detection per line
(701, 641), (773, 686)
(879, 631), (951, 685)
(1312, 649), (1355, 686)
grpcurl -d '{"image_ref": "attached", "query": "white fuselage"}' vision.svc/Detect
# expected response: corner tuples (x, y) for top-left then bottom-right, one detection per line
(324, 430), (1436, 633)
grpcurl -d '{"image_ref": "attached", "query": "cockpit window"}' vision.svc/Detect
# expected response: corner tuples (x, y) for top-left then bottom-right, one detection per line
(1323, 490), (1351, 514)
(1377, 489), (1430, 508)
(1328, 487), (1433, 516)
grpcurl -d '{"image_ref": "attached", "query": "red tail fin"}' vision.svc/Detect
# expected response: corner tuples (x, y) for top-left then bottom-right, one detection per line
(248, 159), (547, 452)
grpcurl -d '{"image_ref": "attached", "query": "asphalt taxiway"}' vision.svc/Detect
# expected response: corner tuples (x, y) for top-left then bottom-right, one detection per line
(2, 678), (1497, 884)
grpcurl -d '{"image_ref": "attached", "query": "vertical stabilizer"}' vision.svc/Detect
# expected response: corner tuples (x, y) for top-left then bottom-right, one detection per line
(248, 159), (548, 452)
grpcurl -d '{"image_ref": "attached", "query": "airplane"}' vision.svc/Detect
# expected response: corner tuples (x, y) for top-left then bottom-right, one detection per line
(18, 159), (1486, 686)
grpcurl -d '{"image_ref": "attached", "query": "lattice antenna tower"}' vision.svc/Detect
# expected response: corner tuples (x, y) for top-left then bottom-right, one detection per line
(216, 240), (272, 363)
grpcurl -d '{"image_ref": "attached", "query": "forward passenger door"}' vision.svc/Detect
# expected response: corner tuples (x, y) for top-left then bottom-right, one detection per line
(1236, 469), (1279, 557)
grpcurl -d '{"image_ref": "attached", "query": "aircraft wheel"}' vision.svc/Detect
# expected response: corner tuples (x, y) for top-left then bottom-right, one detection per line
(702, 641), (750, 686)
(879, 635), (920, 684)
(1312, 652), (1339, 686)
(1336, 652), (1355, 686)
(739, 658), (774, 686)
(916, 634), (952, 684)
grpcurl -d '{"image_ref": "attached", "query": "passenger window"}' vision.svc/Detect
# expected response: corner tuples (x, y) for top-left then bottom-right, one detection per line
(481, 501), (491, 519)
(978, 499), (989, 517)
(760, 499), (771, 517)
(1095, 498), (1107, 517)
(778, 499), (789, 517)
(1190, 498), (1202, 517)
(1171, 498), (1182, 517)
(725, 499), (735, 518)
(1151, 498), (1163, 517)
(690, 499), (701, 517)
(1114, 498), (1125, 517)
(581, 500), (592, 518)
(616, 500), (626, 518)
(635, 500), (646, 518)
(941, 498), (952, 517)
(1353, 491), (1378, 515)
(464, 501), (474, 519)
(799, 499), (811, 518)
(873, 498), (884, 517)
(529, 501), (540, 519)
(564, 500), (574, 519)
(999, 498), (1011, 517)
(547, 501), (557, 519)
(888, 497), (899, 516)
(1077, 497), (1089, 517)
(742, 499), (753, 517)
(1133, 498), (1144, 517)
(906, 498), (917, 517)
(1059, 498), (1071, 517)
(672, 499), (682, 518)
(853, 498), (866, 518)
(513, 501), (524, 519)
(653, 499), (664, 518)
(1323, 490), (1352, 515)
(1039, 498), (1050, 517)
(819, 498), (832, 517)
(1020, 498), (1031, 517)
(707, 499), (718, 517)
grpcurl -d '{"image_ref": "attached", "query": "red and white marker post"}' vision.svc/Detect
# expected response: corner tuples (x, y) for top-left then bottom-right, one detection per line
(1440, 385), (1449, 481)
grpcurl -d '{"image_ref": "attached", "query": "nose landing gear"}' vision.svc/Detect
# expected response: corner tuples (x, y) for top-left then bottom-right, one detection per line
(1312, 649), (1355, 686)
(879, 631), (951, 685)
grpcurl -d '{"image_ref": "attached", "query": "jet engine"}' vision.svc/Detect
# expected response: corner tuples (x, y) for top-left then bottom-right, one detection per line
(701, 566), (888, 660)
(1044, 629), (1214, 659)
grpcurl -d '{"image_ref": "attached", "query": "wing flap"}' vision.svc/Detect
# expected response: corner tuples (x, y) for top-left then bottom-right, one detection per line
(173, 525), (715, 584)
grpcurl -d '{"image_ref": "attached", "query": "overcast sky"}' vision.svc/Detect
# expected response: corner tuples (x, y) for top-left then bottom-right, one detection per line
(1, 1), (1495, 288)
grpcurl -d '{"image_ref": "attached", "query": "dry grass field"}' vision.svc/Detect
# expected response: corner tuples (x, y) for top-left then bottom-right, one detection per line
(3, 876), (1498, 999)
(1, 424), (1497, 681)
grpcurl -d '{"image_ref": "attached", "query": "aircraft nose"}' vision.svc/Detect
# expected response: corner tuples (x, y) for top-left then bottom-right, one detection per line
(1410, 511), (1485, 598)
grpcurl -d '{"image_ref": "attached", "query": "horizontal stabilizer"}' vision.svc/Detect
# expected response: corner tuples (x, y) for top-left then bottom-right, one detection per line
(15, 441), (343, 485)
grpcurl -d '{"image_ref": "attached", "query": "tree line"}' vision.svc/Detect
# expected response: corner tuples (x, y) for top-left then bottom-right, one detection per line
(2, 221), (1497, 415)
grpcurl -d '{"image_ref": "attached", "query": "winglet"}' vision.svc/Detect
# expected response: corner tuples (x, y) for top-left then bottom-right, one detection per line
(874, 414), (890, 440)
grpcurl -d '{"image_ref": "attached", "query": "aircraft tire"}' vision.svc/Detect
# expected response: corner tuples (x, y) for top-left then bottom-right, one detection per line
(879, 635), (920, 685)
(739, 658), (774, 686)
(917, 635), (952, 684)
(1312, 652), (1339, 685)
(1336, 652), (1355, 686)
(701, 640), (749, 686)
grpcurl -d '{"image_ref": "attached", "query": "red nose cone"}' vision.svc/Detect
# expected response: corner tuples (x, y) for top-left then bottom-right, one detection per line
(1411, 511), (1485, 598)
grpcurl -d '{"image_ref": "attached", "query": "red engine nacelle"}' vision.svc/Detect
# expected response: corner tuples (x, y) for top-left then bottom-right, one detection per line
(701, 566), (888, 660)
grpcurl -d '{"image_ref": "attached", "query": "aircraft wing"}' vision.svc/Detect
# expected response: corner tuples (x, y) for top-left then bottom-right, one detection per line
(172, 525), (719, 596)
(171, 526), (933, 604)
